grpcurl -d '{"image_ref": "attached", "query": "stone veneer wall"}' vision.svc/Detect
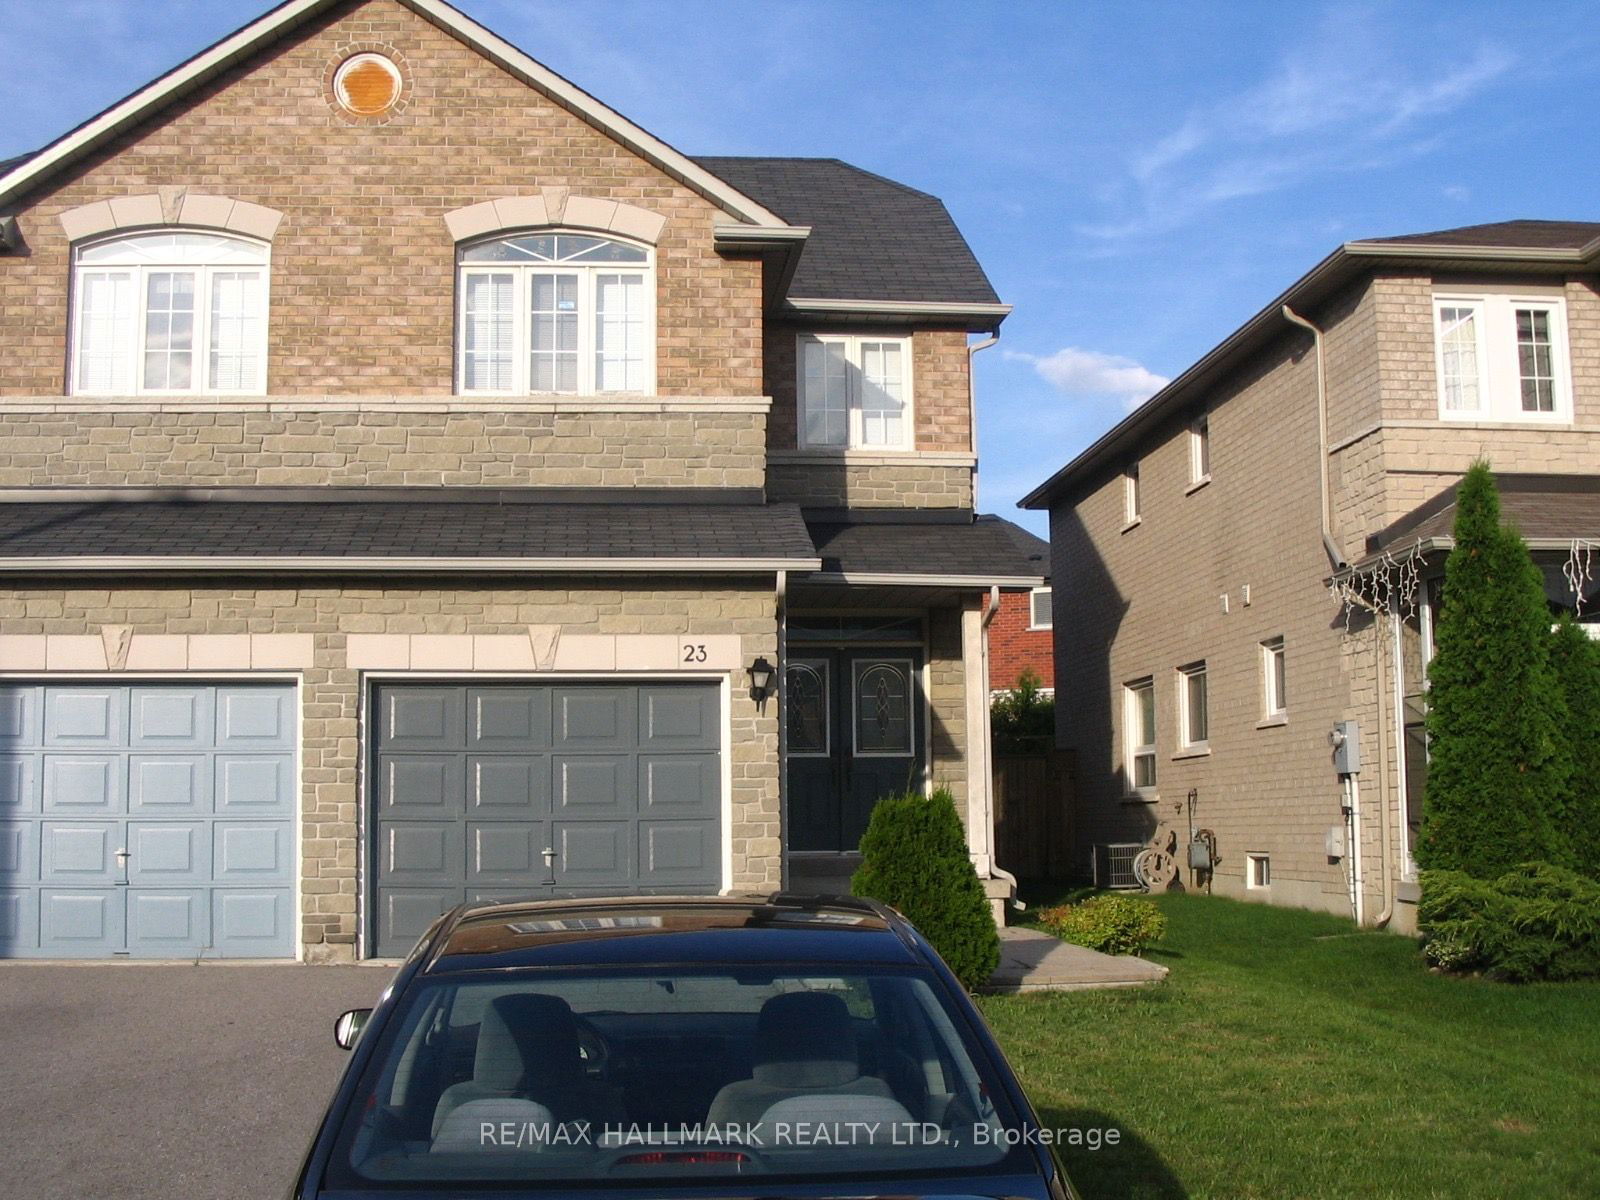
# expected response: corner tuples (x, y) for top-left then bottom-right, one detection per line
(765, 462), (973, 509)
(0, 579), (780, 960)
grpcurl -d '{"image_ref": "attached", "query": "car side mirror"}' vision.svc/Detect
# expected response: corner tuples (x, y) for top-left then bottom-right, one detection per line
(334, 1008), (373, 1050)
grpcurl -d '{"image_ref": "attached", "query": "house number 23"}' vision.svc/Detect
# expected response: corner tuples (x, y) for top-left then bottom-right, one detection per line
(682, 643), (708, 663)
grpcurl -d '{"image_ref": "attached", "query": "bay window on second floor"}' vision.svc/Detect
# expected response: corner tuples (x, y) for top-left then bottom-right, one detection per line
(797, 333), (913, 450)
(458, 232), (654, 396)
(71, 231), (269, 396)
(1433, 291), (1571, 422)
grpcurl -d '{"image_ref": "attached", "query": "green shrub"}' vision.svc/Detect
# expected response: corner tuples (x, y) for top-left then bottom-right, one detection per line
(1547, 614), (1600, 877)
(852, 787), (1000, 990)
(1038, 894), (1167, 956)
(991, 667), (1055, 754)
(1419, 862), (1600, 981)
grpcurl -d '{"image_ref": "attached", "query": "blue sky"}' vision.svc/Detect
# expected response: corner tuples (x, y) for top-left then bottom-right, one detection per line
(4, 0), (1599, 534)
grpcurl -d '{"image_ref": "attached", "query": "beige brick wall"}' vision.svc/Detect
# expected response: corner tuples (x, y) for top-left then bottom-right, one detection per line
(0, 579), (781, 959)
(0, 405), (768, 488)
(0, 0), (761, 398)
(765, 462), (973, 509)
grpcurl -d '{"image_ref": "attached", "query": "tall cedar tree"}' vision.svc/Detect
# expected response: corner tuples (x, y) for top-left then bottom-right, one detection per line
(1548, 614), (1600, 875)
(1416, 463), (1570, 876)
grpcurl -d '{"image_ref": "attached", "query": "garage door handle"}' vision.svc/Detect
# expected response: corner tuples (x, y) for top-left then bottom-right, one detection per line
(114, 848), (130, 863)
(542, 846), (557, 865)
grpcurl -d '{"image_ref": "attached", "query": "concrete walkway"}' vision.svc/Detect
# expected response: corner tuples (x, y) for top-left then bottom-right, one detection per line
(987, 926), (1169, 992)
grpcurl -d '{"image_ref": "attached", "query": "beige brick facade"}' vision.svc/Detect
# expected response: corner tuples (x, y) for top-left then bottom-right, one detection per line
(1051, 260), (1600, 934)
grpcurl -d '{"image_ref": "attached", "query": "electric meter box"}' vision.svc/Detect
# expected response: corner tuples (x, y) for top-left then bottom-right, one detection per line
(1331, 720), (1360, 774)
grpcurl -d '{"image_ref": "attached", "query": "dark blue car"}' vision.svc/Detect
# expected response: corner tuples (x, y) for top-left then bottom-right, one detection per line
(292, 893), (1079, 1199)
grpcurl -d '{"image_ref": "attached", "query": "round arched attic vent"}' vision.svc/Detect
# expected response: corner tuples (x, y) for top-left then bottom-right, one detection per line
(333, 53), (403, 116)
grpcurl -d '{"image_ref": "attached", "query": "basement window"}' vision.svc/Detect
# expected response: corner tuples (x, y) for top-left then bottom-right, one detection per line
(1246, 853), (1271, 889)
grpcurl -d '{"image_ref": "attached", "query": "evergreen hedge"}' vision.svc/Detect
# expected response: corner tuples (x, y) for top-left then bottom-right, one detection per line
(852, 786), (1000, 991)
(991, 667), (1055, 755)
(1547, 614), (1600, 879)
(1419, 863), (1600, 981)
(1415, 462), (1570, 878)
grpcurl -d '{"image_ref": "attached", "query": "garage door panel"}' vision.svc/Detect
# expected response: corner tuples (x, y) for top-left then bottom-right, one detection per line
(216, 687), (294, 750)
(639, 687), (718, 749)
(468, 821), (548, 882)
(380, 755), (464, 817)
(0, 754), (39, 815)
(556, 756), (634, 816)
(380, 821), (464, 885)
(557, 822), (634, 888)
(554, 688), (636, 749)
(43, 755), (123, 814)
(470, 689), (551, 749)
(378, 887), (464, 957)
(381, 688), (463, 751)
(0, 886), (37, 950)
(128, 889), (209, 954)
(215, 755), (293, 818)
(0, 821), (38, 882)
(640, 755), (718, 813)
(213, 821), (292, 884)
(640, 821), (717, 883)
(213, 889), (292, 956)
(0, 686), (40, 748)
(129, 820), (211, 885)
(470, 757), (550, 818)
(129, 755), (210, 816)
(41, 821), (119, 883)
(45, 688), (125, 746)
(40, 888), (124, 955)
(130, 687), (215, 749)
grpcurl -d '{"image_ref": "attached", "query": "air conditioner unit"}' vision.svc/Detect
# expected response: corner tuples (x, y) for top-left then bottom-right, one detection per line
(1093, 843), (1144, 890)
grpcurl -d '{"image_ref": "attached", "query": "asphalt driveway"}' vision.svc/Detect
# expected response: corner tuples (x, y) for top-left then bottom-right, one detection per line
(0, 962), (394, 1200)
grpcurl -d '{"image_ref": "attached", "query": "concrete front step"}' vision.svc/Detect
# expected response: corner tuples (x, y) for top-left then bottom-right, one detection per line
(986, 926), (1169, 993)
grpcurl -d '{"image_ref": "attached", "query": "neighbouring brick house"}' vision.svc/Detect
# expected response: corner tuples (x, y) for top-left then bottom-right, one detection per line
(0, 0), (1038, 961)
(983, 520), (1053, 695)
(1023, 221), (1600, 933)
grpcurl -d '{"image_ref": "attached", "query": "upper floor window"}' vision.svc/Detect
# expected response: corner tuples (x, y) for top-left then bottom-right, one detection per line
(458, 233), (653, 395)
(71, 231), (268, 395)
(1124, 676), (1156, 793)
(1177, 660), (1209, 750)
(1261, 636), (1286, 719)
(1434, 292), (1570, 421)
(1189, 416), (1211, 486)
(797, 334), (912, 450)
(1029, 586), (1053, 630)
(1124, 462), (1141, 524)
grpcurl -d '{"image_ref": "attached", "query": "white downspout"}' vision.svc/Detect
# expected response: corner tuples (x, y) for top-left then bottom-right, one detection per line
(968, 334), (999, 506)
(1348, 775), (1365, 926)
(1281, 306), (1346, 571)
(1374, 609), (1404, 928)
(979, 585), (1024, 907)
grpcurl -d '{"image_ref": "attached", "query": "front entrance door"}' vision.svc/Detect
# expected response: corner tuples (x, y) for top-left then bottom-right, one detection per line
(786, 650), (924, 852)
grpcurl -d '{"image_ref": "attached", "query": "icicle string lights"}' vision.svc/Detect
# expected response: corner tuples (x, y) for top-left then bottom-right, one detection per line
(1330, 541), (1423, 631)
(1563, 539), (1597, 617)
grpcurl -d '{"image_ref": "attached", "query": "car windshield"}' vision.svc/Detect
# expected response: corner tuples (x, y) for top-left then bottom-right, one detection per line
(327, 966), (1025, 1186)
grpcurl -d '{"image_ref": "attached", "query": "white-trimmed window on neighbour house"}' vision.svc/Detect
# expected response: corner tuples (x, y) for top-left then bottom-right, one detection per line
(1028, 586), (1053, 630)
(457, 232), (654, 395)
(1124, 677), (1156, 795)
(1124, 462), (1141, 525)
(797, 334), (913, 450)
(1261, 636), (1287, 721)
(1189, 415), (1211, 487)
(1433, 292), (1571, 421)
(71, 231), (269, 395)
(1246, 852), (1271, 889)
(1177, 660), (1208, 751)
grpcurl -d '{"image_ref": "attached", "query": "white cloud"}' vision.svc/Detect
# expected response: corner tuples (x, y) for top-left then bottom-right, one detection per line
(1006, 347), (1169, 411)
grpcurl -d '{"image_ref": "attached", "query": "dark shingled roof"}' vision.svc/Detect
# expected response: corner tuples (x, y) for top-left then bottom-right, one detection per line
(0, 495), (817, 567)
(1366, 474), (1600, 557)
(1355, 220), (1600, 251)
(694, 156), (1001, 306)
(0, 152), (33, 176)
(803, 512), (1044, 583)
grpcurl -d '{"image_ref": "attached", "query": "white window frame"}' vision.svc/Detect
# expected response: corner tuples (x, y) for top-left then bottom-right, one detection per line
(1028, 587), (1053, 631)
(1432, 291), (1571, 422)
(1261, 636), (1286, 720)
(1177, 661), (1208, 752)
(456, 233), (656, 397)
(1189, 416), (1212, 486)
(69, 231), (270, 396)
(796, 333), (915, 451)
(1246, 852), (1271, 889)
(1124, 463), (1141, 525)
(1124, 677), (1156, 795)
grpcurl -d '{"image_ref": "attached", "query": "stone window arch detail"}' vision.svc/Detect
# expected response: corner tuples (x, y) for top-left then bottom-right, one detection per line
(443, 190), (667, 246)
(58, 192), (285, 244)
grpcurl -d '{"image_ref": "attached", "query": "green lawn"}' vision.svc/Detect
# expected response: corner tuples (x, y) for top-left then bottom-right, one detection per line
(977, 893), (1600, 1199)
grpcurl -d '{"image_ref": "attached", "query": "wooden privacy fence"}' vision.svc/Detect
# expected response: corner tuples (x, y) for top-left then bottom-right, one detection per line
(992, 749), (1074, 879)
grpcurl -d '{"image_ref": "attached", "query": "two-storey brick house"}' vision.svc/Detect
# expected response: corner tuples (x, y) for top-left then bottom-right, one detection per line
(1024, 221), (1600, 932)
(0, 0), (1037, 961)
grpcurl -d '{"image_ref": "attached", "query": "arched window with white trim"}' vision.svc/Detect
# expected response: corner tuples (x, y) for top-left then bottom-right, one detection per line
(71, 231), (269, 395)
(457, 232), (654, 395)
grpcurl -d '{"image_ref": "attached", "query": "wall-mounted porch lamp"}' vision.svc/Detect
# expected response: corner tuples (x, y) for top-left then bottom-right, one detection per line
(748, 656), (775, 710)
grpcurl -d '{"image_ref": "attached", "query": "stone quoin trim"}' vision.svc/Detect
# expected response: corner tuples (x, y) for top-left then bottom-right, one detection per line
(443, 192), (668, 245)
(57, 193), (285, 243)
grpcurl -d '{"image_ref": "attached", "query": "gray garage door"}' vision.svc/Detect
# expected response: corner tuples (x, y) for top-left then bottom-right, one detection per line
(0, 683), (296, 959)
(371, 683), (723, 957)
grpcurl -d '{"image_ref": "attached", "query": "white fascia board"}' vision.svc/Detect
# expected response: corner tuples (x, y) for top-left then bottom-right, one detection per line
(0, 555), (823, 575)
(806, 571), (1045, 589)
(1346, 241), (1593, 264)
(1, 0), (794, 230)
(712, 224), (811, 246)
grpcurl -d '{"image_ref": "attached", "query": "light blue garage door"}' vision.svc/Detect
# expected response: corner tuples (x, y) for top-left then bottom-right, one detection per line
(0, 684), (296, 959)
